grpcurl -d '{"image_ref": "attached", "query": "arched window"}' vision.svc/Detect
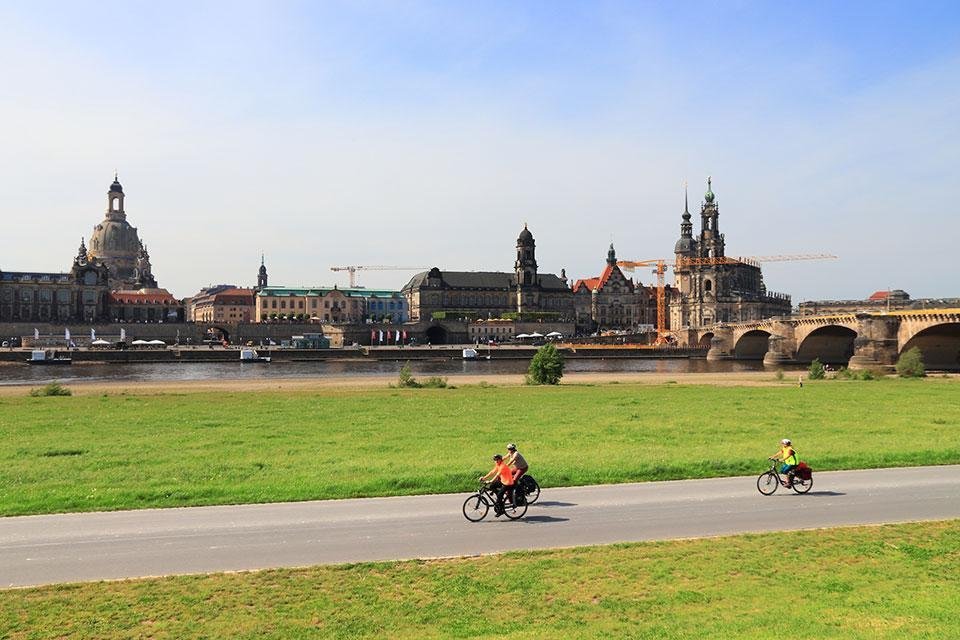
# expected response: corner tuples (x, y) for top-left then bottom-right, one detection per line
(705, 279), (712, 292)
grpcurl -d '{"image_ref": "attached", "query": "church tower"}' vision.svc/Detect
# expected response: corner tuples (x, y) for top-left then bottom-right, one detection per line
(698, 177), (724, 259)
(257, 255), (269, 291)
(514, 224), (539, 312)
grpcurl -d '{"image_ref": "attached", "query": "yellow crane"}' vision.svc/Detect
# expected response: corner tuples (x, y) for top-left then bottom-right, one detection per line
(329, 265), (428, 288)
(617, 254), (838, 345)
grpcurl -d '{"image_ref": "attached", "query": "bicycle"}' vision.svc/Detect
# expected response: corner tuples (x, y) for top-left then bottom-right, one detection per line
(517, 474), (540, 504)
(757, 458), (813, 495)
(462, 482), (528, 521)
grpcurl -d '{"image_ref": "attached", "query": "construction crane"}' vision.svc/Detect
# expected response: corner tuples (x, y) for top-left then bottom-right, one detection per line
(329, 265), (428, 288)
(618, 254), (838, 345)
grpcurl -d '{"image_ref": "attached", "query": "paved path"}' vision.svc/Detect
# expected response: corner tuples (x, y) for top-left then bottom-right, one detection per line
(2, 465), (959, 588)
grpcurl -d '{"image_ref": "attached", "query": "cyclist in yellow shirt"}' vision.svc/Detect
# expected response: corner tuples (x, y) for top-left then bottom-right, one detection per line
(772, 438), (799, 487)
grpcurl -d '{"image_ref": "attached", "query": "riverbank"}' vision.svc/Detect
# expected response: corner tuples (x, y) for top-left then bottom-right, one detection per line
(0, 370), (795, 396)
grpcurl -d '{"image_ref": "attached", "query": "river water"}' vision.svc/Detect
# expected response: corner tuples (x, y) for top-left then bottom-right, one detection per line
(0, 358), (788, 386)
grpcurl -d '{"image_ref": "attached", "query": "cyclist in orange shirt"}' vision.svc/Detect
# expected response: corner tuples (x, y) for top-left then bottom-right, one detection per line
(479, 454), (515, 516)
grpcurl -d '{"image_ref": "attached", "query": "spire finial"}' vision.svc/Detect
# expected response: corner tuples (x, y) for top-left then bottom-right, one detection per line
(261, 253), (265, 266)
(114, 169), (118, 181)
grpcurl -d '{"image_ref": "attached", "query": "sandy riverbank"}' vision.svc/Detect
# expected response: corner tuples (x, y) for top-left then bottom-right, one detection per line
(0, 370), (801, 396)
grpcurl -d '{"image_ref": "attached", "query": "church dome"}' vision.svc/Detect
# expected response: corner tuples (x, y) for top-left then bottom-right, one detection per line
(517, 224), (534, 245)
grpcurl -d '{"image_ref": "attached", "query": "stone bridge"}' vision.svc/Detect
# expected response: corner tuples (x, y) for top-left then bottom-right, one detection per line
(676, 309), (960, 371)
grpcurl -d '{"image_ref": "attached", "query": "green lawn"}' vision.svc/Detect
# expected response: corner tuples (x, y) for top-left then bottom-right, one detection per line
(2, 520), (958, 639)
(1, 379), (958, 516)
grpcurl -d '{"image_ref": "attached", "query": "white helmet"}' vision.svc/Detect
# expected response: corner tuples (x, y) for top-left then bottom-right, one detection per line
(507, 443), (517, 451)
(781, 438), (792, 445)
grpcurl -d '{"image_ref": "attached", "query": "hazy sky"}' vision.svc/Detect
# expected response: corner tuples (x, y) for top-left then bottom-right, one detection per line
(1, 1), (958, 302)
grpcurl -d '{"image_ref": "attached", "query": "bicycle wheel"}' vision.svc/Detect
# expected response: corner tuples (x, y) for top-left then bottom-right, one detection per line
(502, 493), (528, 520)
(792, 475), (813, 494)
(462, 494), (490, 522)
(757, 471), (778, 495)
(521, 475), (540, 504)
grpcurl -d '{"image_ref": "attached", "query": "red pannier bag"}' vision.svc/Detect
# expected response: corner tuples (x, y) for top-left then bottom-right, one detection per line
(795, 461), (812, 481)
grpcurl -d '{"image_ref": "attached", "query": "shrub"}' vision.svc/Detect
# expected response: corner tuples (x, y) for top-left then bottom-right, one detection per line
(896, 347), (926, 378)
(29, 381), (72, 397)
(774, 370), (784, 381)
(398, 362), (419, 388)
(421, 376), (448, 388)
(526, 343), (565, 385)
(808, 358), (825, 380)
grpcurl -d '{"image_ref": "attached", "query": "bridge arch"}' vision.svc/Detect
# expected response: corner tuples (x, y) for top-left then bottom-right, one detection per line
(795, 325), (857, 365)
(899, 322), (960, 371)
(734, 329), (771, 360)
(697, 332), (714, 349)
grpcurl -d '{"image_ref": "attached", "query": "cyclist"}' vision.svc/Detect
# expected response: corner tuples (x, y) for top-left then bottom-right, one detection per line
(479, 454), (515, 516)
(771, 438), (799, 487)
(505, 443), (529, 483)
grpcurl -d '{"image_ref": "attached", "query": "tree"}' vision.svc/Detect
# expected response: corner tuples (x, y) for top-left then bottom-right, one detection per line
(896, 347), (926, 378)
(808, 358), (825, 380)
(527, 343), (565, 385)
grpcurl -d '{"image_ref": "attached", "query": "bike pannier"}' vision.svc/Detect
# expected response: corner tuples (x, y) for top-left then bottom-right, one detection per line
(796, 461), (812, 481)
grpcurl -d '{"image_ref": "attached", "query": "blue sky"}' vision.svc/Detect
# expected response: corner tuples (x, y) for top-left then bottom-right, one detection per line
(1, 1), (958, 301)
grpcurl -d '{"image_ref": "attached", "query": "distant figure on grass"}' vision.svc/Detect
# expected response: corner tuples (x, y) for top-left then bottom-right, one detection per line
(479, 454), (515, 517)
(771, 438), (799, 487)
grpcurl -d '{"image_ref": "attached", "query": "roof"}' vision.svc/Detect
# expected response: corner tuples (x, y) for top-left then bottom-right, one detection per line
(1, 271), (72, 283)
(402, 270), (570, 292)
(256, 286), (402, 298)
(868, 290), (889, 301)
(571, 264), (633, 294)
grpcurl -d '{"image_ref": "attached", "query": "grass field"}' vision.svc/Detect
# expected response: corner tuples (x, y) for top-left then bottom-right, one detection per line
(1, 378), (958, 516)
(2, 520), (958, 639)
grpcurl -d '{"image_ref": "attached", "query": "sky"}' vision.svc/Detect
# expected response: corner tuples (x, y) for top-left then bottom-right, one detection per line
(1, 1), (958, 302)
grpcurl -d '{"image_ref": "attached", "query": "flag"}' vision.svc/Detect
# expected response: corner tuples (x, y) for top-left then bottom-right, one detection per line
(371, 330), (376, 343)
(395, 330), (400, 342)
(120, 328), (126, 342)
(65, 328), (71, 341)
(91, 328), (96, 341)
(402, 330), (407, 341)
(34, 328), (39, 340)
(378, 330), (384, 343)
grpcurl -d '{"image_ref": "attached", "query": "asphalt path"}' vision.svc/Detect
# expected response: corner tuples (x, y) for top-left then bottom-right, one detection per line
(2, 465), (959, 588)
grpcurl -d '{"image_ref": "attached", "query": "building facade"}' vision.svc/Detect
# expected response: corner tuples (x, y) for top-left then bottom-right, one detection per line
(670, 179), (792, 328)
(571, 244), (659, 332)
(0, 240), (111, 322)
(402, 225), (574, 322)
(190, 287), (256, 323)
(255, 287), (407, 323)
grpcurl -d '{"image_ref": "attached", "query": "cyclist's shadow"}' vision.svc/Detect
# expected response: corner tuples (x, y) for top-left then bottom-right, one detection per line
(519, 515), (570, 523)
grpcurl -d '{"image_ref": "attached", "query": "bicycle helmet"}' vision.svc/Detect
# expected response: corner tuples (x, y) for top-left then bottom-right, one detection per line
(781, 438), (791, 445)
(507, 443), (517, 451)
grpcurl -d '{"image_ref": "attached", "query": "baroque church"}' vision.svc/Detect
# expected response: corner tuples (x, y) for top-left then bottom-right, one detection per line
(670, 178), (792, 327)
(0, 176), (182, 324)
(402, 225), (574, 322)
